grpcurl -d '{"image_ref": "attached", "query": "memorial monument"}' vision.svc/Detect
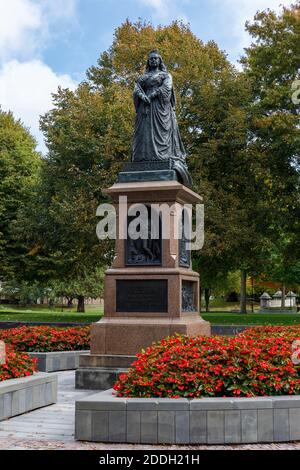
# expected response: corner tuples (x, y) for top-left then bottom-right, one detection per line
(76, 51), (211, 389)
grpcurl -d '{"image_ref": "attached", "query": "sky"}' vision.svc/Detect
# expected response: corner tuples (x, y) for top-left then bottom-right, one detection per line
(0, 0), (295, 153)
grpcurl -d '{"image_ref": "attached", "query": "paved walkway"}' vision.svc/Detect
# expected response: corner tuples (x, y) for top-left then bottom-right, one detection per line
(1, 371), (300, 450)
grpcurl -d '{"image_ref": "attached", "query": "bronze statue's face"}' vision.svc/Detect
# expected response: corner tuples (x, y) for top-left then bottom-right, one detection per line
(148, 53), (160, 69)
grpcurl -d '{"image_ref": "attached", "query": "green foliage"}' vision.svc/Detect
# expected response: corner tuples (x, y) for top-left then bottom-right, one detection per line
(0, 109), (40, 280)
(51, 266), (105, 301)
(1, 280), (47, 305)
(3, 10), (299, 306)
(241, 3), (300, 253)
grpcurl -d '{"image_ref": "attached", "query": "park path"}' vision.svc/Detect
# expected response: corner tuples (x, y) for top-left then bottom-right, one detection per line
(1, 371), (300, 450)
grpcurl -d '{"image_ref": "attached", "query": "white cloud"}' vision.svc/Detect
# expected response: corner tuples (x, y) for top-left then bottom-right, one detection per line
(0, 0), (77, 61)
(138, 0), (189, 22)
(0, 0), (78, 153)
(215, 0), (295, 61)
(0, 60), (77, 153)
(42, 0), (77, 20)
(0, 0), (42, 61)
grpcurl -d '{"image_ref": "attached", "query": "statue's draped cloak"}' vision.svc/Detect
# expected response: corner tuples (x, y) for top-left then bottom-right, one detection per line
(132, 71), (187, 164)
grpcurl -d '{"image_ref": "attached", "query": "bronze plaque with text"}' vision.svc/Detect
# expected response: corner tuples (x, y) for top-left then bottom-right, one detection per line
(116, 280), (168, 313)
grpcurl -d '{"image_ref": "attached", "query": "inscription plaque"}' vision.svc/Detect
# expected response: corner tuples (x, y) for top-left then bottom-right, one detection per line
(116, 280), (168, 313)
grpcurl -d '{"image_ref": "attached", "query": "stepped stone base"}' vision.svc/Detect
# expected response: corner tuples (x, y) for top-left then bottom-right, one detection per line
(75, 354), (136, 390)
(91, 315), (211, 356)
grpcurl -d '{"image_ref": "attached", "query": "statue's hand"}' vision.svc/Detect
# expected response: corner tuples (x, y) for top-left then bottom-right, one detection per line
(148, 90), (158, 100)
(142, 95), (150, 105)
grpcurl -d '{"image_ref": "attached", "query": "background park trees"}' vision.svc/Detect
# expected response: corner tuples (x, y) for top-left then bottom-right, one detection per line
(0, 3), (299, 313)
(0, 109), (40, 283)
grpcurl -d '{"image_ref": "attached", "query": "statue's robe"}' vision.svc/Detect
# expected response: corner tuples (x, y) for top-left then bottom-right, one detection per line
(132, 71), (191, 186)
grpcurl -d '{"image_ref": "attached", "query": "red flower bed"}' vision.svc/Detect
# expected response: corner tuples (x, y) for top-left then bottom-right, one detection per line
(114, 328), (300, 398)
(240, 325), (300, 341)
(0, 344), (37, 381)
(0, 326), (90, 352)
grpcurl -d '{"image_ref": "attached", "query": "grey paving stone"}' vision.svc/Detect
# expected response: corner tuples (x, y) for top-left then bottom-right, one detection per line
(53, 357), (61, 372)
(175, 411), (189, 444)
(44, 382), (51, 403)
(241, 410), (258, 443)
(157, 398), (189, 411)
(190, 410), (207, 444)
(75, 368), (123, 390)
(38, 356), (47, 372)
(127, 398), (158, 411)
(25, 387), (33, 411)
(91, 411), (109, 442)
(108, 410), (126, 442)
(45, 357), (52, 372)
(273, 396), (300, 408)
(0, 395), (4, 420)
(141, 411), (158, 444)
(11, 390), (20, 416)
(52, 378), (58, 400)
(207, 411), (224, 444)
(66, 356), (75, 370)
(3, 393), (12, 419)
(191, 398), (235, 410)
(258, 409), (273, 443)
(75, 410), (92, 441)
(274, 409), (290, 442)
(32, 385), (42, 409)
(225, 410), (241, 444)
(233, 398), (273, 410)
(14, 389), (26, 415)
(289, 408), (300, 441)
(76, 392), (126, 411)
(158, 411), (175, 444)
(127, 411), (141, 443)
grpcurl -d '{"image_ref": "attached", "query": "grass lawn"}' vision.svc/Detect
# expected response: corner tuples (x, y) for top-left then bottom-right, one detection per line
(201, 299), (260, 312)
(0, 304), (299, 325)
(0, 304), (103, 323)
(201, 312), (300, 325)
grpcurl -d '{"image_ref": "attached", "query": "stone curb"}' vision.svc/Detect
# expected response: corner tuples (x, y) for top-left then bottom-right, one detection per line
(75, 389), (300, 444)
(29, 350), (90, 372)
(0, 372), (57, 421)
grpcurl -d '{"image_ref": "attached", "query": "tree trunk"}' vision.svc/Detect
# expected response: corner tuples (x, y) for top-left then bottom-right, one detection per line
(67, 297), (74, 309)
(281, 284), (286, 309)
(77, 295), (85, 313)
(204, 288), (211, 312)
(240, 269), (247, 313)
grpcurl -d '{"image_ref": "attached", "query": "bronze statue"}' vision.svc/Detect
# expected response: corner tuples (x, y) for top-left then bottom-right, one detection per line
(132, 50), (191, 187)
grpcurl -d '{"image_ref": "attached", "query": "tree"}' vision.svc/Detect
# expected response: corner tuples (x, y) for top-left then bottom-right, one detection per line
(88, 20), (265, 315)
(239, 3), (300, 311)
(24, 17), (299, 316)
(34, 20), (250, 313)
(0, 109), (41, 282)
(51, 266), (105, 313)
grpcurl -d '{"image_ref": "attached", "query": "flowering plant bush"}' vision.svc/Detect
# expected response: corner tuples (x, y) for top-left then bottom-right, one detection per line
(0, 326), (90, 352)
(240, 325), (300, 341)
(0, 344), (37, 381)
(114, 328), (300, 398)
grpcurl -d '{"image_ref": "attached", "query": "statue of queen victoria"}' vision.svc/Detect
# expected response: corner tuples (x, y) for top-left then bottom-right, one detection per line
(132, 50), (192, 187)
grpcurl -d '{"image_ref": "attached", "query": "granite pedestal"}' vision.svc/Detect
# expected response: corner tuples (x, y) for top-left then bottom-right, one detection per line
(76, 180), (210, 389)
